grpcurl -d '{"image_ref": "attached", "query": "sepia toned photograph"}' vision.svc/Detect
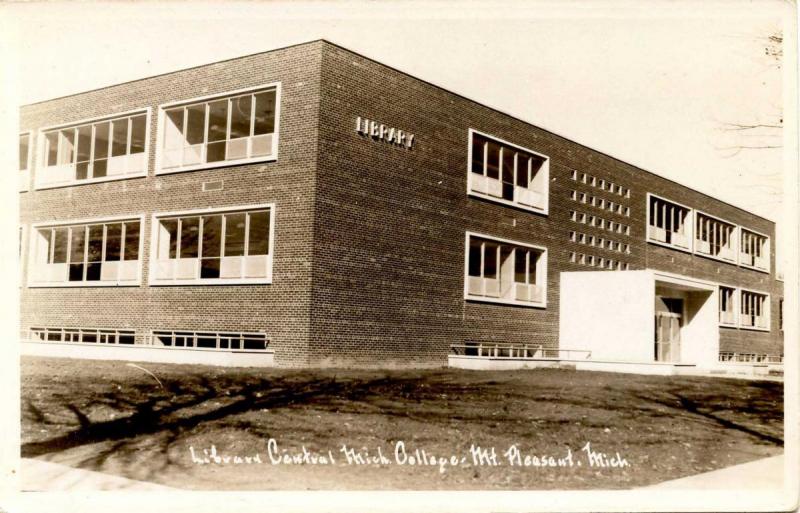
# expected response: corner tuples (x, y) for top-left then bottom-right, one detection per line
(2, 1), (797, 511)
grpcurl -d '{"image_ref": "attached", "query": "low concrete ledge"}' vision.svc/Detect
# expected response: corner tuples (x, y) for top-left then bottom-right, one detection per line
(448, 355), (693, 375)
(21, 341), (275, 367)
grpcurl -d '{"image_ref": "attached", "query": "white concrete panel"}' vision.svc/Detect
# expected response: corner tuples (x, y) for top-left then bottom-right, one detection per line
(559, 270), (654, 362)
(21, 342), (275, 367)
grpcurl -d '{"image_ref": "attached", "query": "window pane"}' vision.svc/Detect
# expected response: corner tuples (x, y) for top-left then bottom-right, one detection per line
(253, 91), (276, 135)
(229, 95), (252, 139)
(87, 225), (103, 262)
(69, 226), (86, 264)
(19, 134), (29, 171)
(130, 115), (147, 154)
(111, 119), (129, 157)
(161, 219), (179, 259)
(164, 108), (184, 149)
(501, 149), (514, 184)
(186, 104), (205, 145)
(76, 125), (92, 163)
(486, 141), (500, 180)
(514, 248), (527, 283)
(200, 258), (220, 279)
(179, 217), (200, 258)
(52, 228), (68, 263)
(124, 221), (140, 260)
(105, 223), (122, 261)
(45, 132), (59, 166)
(207, 100), (228, 142)
(247, 211), (270, 255)
(224, 213), (246, 256)
(516, 155), (529, 187)
(206, 141), (226, 163)
(201, 215), (222, 258)
(468, 239), (482, 276)
(58, 130), (75, 165)
(484, 243), (497, 279)
(528, 251), (538, 284)
(471, 135), (485, 174)
(93, 122), (109, 159)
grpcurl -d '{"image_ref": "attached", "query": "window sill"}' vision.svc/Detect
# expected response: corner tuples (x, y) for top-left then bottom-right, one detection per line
(155, 155), (277, 176)
(738, 262), (771, 274)
(738, 325), (770, 333)
(694, 249), (737, 266)
(34, 171), (148, 191)
(148, 278), (272, 286)
(465, 295), (546, 309)
(646, 238), (693, 255)
(27, 281), (141, 288)
(719, 322), (738, 329)
(467, 190), (548, 216)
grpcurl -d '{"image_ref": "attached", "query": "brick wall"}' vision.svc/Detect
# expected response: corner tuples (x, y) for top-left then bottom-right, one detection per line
(20, 41), (326, 366)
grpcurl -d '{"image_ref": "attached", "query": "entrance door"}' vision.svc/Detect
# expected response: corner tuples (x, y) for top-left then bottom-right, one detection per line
(655, 298), (682, 362)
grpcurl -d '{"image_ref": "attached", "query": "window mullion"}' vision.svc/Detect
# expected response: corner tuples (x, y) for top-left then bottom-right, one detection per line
(120, 222), (127, 262)
(82, 225), (89, 281)
(220, 214), (227, 257)
(176, 218), (183, 259)
(243, 212), (251, 257)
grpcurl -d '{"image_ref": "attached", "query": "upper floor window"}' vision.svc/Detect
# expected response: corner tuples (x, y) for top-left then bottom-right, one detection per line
(29, 217), (142, 287)
(740, 290), (768, 330)
(38, 111), (148, 189)
(647, 194), (691, 250)
(695, 213), (736, 263)
(151, 205), (274, 285)
(466, 233), (547, 307)
(19, 133), (31, 171)
(159, 86), (278, 173)
(719, 286), (737, 326)
(468, 130), (549, 214)
(740, 228), (769, 271)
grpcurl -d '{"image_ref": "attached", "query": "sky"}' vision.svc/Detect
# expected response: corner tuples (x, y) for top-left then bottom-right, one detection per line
(1, 0), (795, 265)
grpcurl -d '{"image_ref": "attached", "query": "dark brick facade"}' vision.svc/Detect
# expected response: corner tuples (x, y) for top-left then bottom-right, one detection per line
(19, 40), (784, 367)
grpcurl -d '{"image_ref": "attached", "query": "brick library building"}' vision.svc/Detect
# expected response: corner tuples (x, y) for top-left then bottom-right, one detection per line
(19, 40), (784, 374)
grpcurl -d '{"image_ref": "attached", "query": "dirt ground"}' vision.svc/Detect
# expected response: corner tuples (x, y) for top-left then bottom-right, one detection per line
(20, 356), (783, 490)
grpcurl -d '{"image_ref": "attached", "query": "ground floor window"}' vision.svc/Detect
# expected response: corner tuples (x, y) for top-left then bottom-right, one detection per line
(152, 205), (274, 284)
(719, 286), (737, 326)
(466, 233), (546, 307)
(28, 327), (135, 344)
(148, 330), (268, 351)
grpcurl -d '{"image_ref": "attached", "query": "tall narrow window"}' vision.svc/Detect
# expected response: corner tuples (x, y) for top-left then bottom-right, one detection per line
(153, 207), (274, 284)
(19, 133), (30, 171)
(465, 234), (546, 306)
(719, 286), (736, 325)
(159, 86), (279, 171)
(468, 131), (549, 213)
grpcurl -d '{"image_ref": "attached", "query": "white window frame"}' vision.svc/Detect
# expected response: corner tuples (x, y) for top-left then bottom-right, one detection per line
(35, 108), (151, 190)
(154, 83), (281, 176)
(739, 288), (771, 332)
(148, 203), (276, 286)
(693, 210), (738, 264)
(466, 128), (550, 216)
(463, 231), (548, 308)
(738, 226), (770, 274)
(646, 192), (694, 253)
(19, 131), (33, 192)
(717, 284), (738, 327)
(27, 214), (145, 288)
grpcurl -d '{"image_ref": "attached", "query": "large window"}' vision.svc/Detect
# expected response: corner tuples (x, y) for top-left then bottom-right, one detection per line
(468, 130), (549, 213)
(466, 233), (546, 307)
(160, 86), (278, 172)
(30, 218), (142, 286)
(38, 112), (148, 188)
(740, 290), (768, 330)
(152, 206), (273, 284)
(740, 229), (769, 271)
(647, 195), (691, 250)
(696, 213), (736, 262)
(719, 286), (737, 326)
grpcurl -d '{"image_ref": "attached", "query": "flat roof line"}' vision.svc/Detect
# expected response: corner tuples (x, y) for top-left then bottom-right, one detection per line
(22, 38), (775, 225)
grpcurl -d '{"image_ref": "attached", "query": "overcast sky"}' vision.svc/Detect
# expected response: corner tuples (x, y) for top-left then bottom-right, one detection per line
(2, 0), (794, 261)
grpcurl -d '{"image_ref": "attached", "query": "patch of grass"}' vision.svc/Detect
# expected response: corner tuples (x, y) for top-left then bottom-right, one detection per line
(21, 356), (783, 490)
